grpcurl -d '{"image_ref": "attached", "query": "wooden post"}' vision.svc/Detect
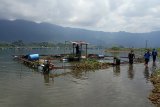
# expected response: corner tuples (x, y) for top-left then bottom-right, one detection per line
(80, 44), (82, 57)
(73, 43), (75, 55)
(86, 44), (88, 58)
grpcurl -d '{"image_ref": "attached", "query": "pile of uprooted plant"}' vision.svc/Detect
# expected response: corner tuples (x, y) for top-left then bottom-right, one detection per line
(49, 60), (112, 79)
(72, 59), (112, 72)
(149, 69), (160, 105)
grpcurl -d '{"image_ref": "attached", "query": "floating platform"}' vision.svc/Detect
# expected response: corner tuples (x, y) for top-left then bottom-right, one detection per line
(13, 55), (74, 70)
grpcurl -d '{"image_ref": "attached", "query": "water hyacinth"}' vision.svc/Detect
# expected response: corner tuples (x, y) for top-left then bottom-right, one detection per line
(72, 59), (110, 72)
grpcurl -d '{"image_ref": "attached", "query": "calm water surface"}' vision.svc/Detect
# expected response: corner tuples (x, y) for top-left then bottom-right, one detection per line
(0, 49), (155, 107)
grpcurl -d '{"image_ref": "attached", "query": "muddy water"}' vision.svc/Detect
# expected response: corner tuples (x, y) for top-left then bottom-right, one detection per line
(0, 49), (155, 107)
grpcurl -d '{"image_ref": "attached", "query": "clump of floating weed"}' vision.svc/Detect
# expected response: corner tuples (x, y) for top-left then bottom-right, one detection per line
(72, 59), (110, 72)
(73, 59), (99, 71)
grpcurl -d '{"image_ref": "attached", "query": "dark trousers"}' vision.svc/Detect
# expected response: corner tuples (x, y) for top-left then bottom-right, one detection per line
(153, 56), (156, 62)
(145, 58), (149, 64)
(129, 59), (133, 64)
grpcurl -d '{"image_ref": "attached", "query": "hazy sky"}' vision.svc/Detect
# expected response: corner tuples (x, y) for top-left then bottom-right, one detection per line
(0, 0), (160, 33)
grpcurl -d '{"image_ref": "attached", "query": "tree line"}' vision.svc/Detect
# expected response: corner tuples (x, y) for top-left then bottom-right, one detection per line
(0, 40), (71, 48)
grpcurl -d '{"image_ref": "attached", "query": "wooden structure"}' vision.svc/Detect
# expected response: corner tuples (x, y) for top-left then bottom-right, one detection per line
(13, 55), (74, 70)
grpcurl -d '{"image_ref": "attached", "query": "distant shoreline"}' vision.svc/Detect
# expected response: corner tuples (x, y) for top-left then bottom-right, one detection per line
(0, 47), (53, 49)
(105, 50), (130, 53)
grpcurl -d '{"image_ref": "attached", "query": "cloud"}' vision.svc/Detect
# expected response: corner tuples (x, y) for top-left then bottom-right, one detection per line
(0, 0), (160, 32)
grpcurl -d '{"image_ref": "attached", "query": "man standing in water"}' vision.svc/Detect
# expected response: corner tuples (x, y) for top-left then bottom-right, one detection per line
(128, 50), (135, 65)
(152, 48), (158, 64)
(144, 49), (151, 67)
(43, 60), (51, 74)
(75, 44), (80, 55)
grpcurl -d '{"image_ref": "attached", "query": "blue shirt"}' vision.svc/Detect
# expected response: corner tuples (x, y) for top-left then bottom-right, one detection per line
(144, 52), (151, 59)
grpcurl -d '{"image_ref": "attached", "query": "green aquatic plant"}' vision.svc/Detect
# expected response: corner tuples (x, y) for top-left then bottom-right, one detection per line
(72, 59), (110, 72)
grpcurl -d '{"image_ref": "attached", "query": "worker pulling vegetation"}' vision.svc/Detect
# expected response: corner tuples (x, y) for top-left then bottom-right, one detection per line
(113, 57), (120, 65)
(43, 60), (54, 74)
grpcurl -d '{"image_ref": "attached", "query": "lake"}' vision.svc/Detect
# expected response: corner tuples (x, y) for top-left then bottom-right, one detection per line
(0, 48), (155, 107)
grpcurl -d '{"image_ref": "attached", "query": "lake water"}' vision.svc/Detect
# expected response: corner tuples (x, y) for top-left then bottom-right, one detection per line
(0, 48), (155, 107)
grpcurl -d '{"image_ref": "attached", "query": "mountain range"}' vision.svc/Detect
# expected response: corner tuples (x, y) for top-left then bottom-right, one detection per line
(0, 19), (159, 48)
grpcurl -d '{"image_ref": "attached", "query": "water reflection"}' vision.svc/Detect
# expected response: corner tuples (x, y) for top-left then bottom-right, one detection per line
(109, 52), (120, 57)
(44, 74), (50, 83)
(113, 66), (120, 76)
(43, 74), (54, 84)
(70, 70), (89, 80)
(144, 67), (150, 82)
(152, 62), (156, 67)
(128, 65), (135, 79)
(151, 62), (157, 72)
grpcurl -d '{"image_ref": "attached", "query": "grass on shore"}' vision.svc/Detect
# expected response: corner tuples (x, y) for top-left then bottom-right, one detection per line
(149, 69), (160, 105)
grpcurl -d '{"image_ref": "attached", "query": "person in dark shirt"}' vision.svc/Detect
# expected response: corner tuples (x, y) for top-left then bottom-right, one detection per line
(76, 44), (80, 55)
(152, 48), (158, 63)
(128, 50), (135, 65)
(43, 60), (50, 74)
(113, 57), (120, 66)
